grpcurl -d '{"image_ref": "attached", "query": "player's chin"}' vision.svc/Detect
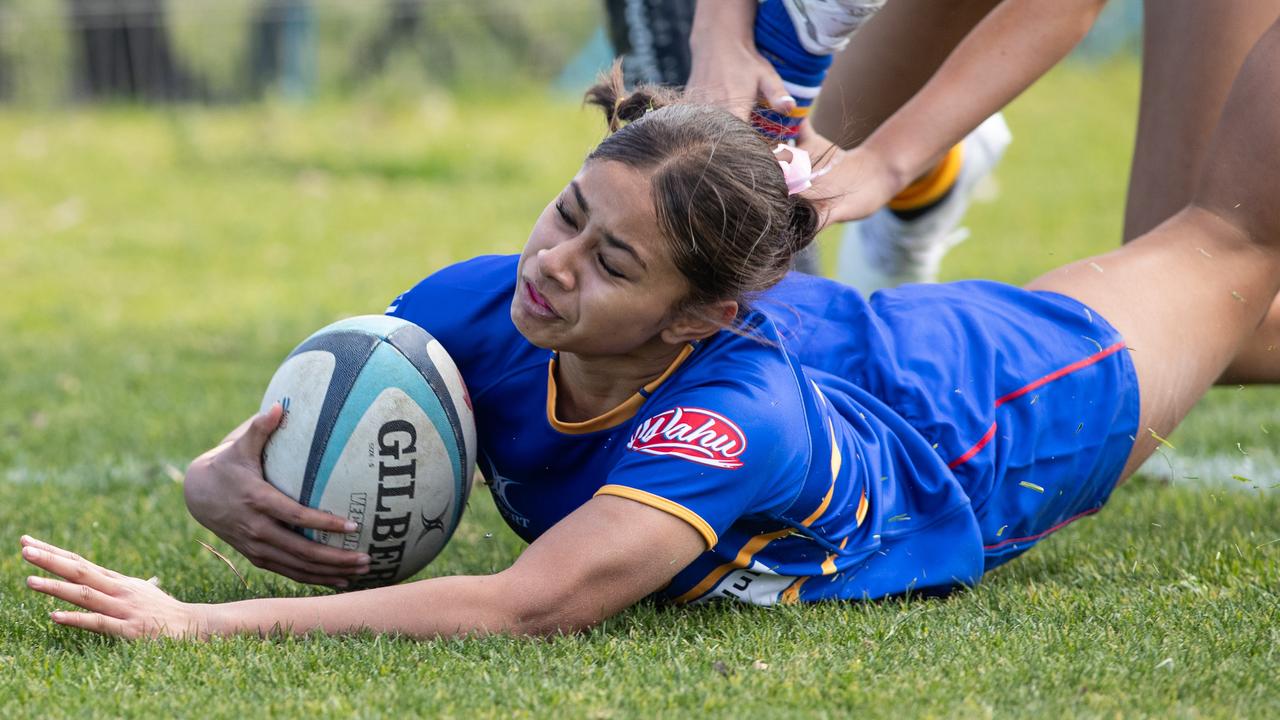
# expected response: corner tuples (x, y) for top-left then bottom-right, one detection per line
(509, 302), (564, 349)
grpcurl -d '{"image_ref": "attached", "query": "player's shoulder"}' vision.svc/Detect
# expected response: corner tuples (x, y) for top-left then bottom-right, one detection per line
(393, 254), (518, 303)
(430, 254), (520, 288)
(386, 254), (532, 392)
(676, 316), (803, 393)
(388, 255), (516, 328)
(642, 323), (814, 449)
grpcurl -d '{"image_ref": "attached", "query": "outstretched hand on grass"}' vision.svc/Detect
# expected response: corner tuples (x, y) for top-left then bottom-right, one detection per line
(21, 535), (205, 639)
(183, 404), (371, 587)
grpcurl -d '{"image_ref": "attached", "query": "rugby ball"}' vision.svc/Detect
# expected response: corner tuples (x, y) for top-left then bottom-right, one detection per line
(258, 315), (476, 588)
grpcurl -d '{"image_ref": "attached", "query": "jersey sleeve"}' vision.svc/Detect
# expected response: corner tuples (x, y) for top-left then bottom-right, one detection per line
(595, 385), (810, 549)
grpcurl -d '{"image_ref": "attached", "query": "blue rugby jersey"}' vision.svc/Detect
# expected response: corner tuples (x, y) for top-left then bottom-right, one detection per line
(388, 256), (1139, 602)
(387, 255), (989, 604)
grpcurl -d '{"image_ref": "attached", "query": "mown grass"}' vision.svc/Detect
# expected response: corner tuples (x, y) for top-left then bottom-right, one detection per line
(1, 61), (1277, 718)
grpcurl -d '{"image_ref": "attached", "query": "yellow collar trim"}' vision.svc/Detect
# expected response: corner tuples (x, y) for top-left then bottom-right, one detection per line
(545, 344), (695, 435)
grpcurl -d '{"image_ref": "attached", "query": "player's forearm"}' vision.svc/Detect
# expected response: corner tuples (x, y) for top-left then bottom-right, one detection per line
(199, 573), (527, 639)
(866, 0), (1107, 188)
(689, 0), (757, 54)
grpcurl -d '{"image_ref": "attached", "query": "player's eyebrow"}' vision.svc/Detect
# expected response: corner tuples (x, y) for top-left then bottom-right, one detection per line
(571, 180), (591, 215)
(571, 180), (648, 271)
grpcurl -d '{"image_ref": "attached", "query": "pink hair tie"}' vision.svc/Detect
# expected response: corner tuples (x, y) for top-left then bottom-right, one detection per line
(773, 144), (829, 195)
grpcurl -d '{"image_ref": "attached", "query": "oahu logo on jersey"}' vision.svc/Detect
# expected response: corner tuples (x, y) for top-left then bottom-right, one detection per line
(627, 407), (746, 469)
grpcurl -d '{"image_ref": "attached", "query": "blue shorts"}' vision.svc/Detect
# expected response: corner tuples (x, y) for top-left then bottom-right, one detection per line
(864, 282), (1141, 571)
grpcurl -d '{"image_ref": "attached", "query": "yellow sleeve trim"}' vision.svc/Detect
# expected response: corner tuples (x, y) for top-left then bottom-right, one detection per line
(595, 484), (718, 549)
(670, 527), (793, 604)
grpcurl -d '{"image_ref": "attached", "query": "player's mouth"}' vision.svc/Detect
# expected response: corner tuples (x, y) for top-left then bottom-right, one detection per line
(521, 279), (562, 319)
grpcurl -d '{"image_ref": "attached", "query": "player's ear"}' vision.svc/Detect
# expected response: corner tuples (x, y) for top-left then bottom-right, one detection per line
(660, 300), (738, 344)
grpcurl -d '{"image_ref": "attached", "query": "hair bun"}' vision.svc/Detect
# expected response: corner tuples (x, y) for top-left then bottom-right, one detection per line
(786, 197), (821, 255)
(583, 61), (679, 133)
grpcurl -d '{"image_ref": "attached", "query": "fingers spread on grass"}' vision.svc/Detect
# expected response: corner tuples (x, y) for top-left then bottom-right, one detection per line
(49, 610), (134, 638)
(20, 536), (126, 579)
(27, 575), (126, 616)
(21, 545), (123, 594)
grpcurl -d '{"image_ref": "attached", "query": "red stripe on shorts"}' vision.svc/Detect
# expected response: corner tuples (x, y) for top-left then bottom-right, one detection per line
(994, 341), (1125, 407)
(947, 341), (1127, 469)
(947, 422), (996, 470)
(982, 507), (1100, 550)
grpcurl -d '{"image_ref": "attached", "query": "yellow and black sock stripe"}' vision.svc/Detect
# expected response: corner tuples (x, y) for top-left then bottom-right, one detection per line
(888, 143), (964, 220)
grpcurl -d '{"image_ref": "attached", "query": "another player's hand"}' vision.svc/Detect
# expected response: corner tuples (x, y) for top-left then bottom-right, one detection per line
(802, 145), (902, 230)
(22, 535), (205, 640)
(687, 31), (795, 121)
(183, 404), (370, 587)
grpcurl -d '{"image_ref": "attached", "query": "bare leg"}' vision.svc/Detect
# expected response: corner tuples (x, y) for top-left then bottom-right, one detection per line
(810, 0), (1001, 147)
(1124, 0), (1280, 241)
(1028, 18), (1280, 478)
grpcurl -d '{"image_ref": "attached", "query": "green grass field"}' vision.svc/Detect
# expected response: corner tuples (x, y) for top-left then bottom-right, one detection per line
(1, 61), (1277, 718)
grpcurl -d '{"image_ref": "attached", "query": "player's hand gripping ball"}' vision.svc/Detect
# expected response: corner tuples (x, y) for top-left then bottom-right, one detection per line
(258, 316), (477, 589)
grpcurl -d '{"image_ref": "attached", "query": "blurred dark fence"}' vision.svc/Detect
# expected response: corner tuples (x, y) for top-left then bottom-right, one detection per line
(0, 0), (602, 103)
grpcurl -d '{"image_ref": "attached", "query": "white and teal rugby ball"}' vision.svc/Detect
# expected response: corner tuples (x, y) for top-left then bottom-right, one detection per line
(259, 315), (477, 588)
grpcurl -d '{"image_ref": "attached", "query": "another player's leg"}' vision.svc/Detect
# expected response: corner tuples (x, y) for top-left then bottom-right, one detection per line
(1028, 18), (1280, 477)
(601, 0), (697, 87)
(750, 0), (893, 273)
(1123, 0), (1280, 241)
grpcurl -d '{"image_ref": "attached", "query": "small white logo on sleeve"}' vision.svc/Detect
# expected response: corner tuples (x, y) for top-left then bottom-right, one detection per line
(627, 407), (747, 470)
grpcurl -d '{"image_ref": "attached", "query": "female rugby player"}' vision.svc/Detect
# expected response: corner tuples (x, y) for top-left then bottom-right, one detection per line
(19, 19), (1280, 639)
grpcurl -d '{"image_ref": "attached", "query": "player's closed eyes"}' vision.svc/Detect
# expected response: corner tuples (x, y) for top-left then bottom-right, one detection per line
(554, 199), (578, 230)
(597, 253), (626, 279)
(555, 199), (627, 280)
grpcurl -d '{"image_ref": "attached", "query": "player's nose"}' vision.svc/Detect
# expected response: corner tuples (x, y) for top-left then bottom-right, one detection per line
(536, 243), (577, 292)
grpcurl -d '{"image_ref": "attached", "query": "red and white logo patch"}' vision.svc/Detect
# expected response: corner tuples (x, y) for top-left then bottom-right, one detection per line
(627, 407), (747, 470)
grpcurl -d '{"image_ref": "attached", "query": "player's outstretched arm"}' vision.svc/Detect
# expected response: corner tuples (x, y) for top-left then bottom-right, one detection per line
(20, 496), (704, 640)
(812, 0), (1107, 225)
